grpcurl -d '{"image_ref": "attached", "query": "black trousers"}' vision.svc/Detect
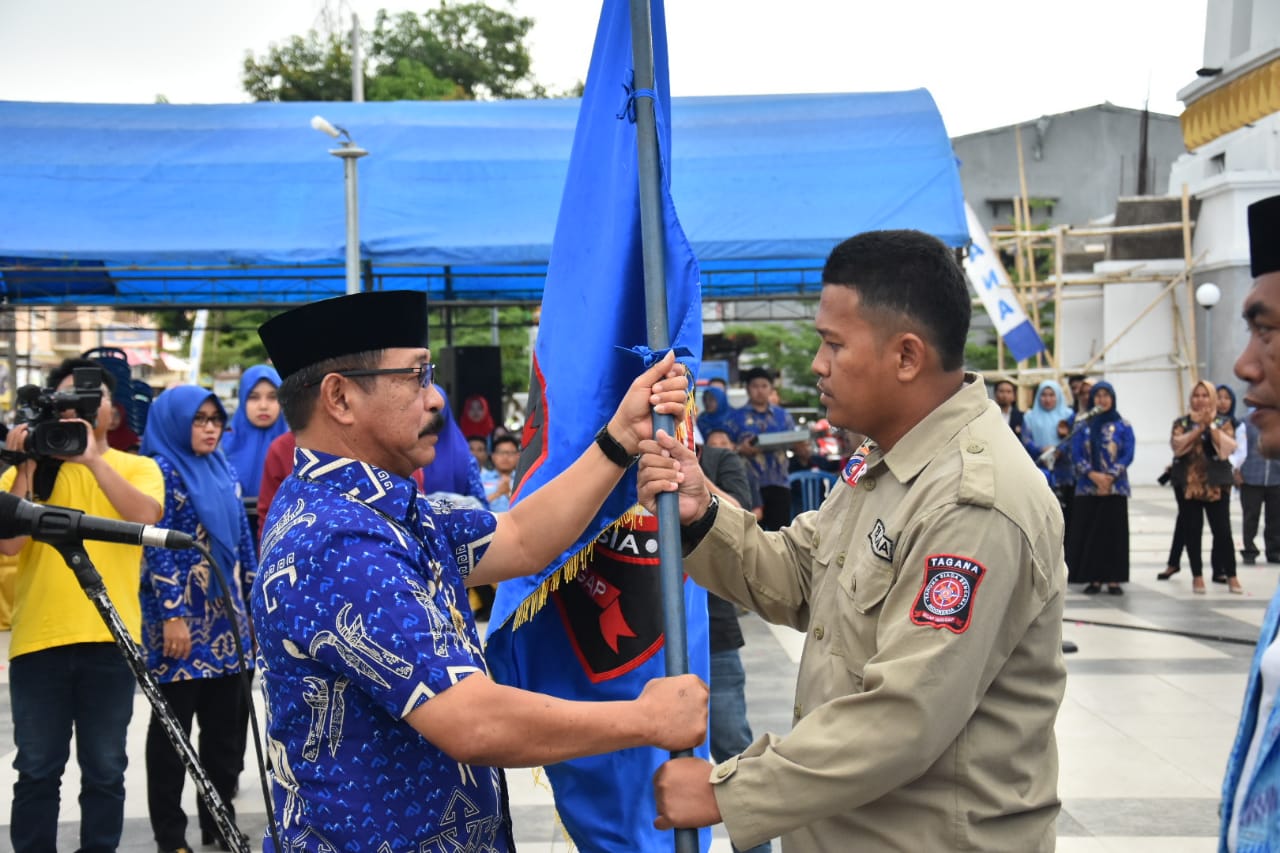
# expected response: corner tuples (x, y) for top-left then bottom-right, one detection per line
(1239, 483), (1280, 561)
(146, 675), (244, 849)
(760, 485), (792, 531)
(1167, 489), (1187, 567)
(1177, 491), (1237, 578)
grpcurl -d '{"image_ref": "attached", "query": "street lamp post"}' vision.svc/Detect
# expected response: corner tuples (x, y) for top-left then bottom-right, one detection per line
(1196, 281), (1222, 381)
(311, 115), (368, 296)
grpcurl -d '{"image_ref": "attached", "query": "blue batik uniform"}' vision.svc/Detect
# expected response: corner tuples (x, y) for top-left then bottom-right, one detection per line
(728, 403), (795, 490)
(253, 449), (508, 853)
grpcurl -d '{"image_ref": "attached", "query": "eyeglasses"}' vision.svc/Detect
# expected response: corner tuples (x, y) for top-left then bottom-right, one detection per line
(312, 363), (435, 390)
(192, 414), (226, 428)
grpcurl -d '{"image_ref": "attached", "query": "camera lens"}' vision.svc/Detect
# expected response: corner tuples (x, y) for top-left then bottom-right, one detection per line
(42, 424), (76, 454)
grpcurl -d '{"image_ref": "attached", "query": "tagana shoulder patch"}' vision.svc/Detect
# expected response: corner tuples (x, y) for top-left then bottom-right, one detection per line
(909, 553), (987, 634)
(842, 441), (873, 488)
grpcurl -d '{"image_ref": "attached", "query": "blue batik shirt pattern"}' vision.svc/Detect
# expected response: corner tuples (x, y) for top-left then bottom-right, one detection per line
(728, 403), (796, 489)
(252, 448), (507, 853)
(142, 455), (256, 680)
(1220, 589), (1280, 852)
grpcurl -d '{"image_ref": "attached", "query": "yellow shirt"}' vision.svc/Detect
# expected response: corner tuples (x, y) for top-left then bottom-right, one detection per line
(2, 449), (165, 659)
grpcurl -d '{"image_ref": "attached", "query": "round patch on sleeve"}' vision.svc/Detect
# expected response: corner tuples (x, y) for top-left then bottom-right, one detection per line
(909, 554), (987, 634)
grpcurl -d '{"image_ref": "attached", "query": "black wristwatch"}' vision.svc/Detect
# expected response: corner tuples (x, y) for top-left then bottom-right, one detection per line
(594, 425), (640, 469)
(680, 494), (719, 553)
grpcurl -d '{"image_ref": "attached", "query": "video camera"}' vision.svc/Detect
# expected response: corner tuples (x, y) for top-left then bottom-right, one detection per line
(13, 366), (104, 459)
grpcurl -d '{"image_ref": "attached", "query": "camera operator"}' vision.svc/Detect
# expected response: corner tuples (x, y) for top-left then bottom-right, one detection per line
(0, 358), (164, 853)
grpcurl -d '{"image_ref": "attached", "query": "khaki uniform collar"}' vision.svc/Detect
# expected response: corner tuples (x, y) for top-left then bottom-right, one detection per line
(874, 373), (990, 483)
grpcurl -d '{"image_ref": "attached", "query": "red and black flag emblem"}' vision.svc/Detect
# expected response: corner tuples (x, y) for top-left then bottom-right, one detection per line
(551, 513), (666, 683)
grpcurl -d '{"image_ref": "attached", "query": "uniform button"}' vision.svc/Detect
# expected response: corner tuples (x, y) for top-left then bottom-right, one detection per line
(814, 625), (825, 640)
(713, 764), (732, 781)
(863, 478), (877, 491)
(793, 703), (803, 717)
(836, 553), (845, 567)
(813, 532), (821, 548)
(967, 442), (984, 454)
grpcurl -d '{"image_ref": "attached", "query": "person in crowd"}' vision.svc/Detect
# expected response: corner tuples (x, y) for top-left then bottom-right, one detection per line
(639, 230), (1066, 850)
(106, 401), (142, 452)
(992, 379), (1026, 440)
(140, 385), (257, 853)
(697, 385), (734, 440)
(729, 367), (796, 530)
(483, 433), (520, 513)
(1221, 192), (1280, 850)
(706, 427), (763, 522)
(459, 393), (496, 441)
(468, 435), (492, 471)
(221, 364), (289, 547)
(420, 385), (488, 508)
(1023, 379), (1075, 518)
(1219, 384), (1242, 425)
(697, 427), (771, 853)
(0, 358), (165, 853)
(1065, 381), (1134, 594)
(1067, 374), (1087, 408)
(251, 290), (707, 852)
(1163, 380), (1241, 593)
(1237, 407), (1280, 566)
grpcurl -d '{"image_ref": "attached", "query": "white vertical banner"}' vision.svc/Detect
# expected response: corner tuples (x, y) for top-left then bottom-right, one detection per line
(186, 308), (208, 386)
(962, 202), (1046, 362)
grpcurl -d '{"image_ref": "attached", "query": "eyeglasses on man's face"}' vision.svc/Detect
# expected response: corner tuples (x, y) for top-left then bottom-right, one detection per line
(192, 413), (226, 429)
(313, 363), (436, 390)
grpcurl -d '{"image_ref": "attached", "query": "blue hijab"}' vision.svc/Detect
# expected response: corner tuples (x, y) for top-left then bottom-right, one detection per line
(420, 385), (475, 495)
(1087, 381), (1121, 470)
(1024, 380), (1073, 449)
(697, 386), (733, 437)
(141, 385), (241, 594)
(220, 364), (287, 498)
(1216, 384), (1241, 427)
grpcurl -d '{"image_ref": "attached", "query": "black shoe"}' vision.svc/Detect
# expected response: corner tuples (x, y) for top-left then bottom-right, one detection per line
(1083, 583), (1102, 594)
(1108, 584), (1124, 595)
(1157, 566), (1180, 580)
(1267, 554), (1280, 564)
(1213, 575), (1228, 584)
(1062, 640), (1079, 653)
(1243, 554), (1258, 565)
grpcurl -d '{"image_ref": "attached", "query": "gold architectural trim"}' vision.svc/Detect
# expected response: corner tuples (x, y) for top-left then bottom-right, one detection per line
(1181, 57), (1280, 150)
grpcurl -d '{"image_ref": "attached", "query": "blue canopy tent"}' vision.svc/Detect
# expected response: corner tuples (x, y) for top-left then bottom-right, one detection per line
(0, 91), (966, 306)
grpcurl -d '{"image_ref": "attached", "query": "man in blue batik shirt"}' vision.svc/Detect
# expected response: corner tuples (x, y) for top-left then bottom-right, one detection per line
(253, 291), (707, 853)
(729, 367), (796, 530)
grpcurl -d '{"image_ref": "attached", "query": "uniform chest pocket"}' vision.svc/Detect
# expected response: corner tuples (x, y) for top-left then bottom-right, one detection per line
(839, 555), (895, 614)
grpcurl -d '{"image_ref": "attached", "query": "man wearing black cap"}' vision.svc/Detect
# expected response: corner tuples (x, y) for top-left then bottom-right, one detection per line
(1223, 194), (1280, 851)
(251, 290), (707, 853)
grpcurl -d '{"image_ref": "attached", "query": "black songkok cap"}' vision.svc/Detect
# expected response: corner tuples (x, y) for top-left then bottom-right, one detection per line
(1249, 194), (1280, 278)
(258, 290), (430, 380)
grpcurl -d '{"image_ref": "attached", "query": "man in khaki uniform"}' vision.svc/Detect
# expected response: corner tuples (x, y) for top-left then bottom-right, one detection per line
(640, 229), (1067, 851)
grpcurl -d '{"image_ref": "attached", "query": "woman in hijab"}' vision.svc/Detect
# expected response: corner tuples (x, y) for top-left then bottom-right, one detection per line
(420, 385), (488, 508)
(1163, 380), (1241, 592)
(459, 393), (496, 441)
(140, 386), (257, 852)
(697, 385), (734, 439)
(1066, 381), (1135, 594)
(1023, 379), (1076, 517)
(221, 365), (289, 543)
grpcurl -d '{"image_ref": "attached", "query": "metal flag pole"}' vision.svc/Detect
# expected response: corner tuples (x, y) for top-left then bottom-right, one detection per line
(627, 1), (697, 851)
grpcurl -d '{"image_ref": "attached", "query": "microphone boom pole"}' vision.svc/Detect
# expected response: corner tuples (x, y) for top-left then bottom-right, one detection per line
(37, 535), (249, 852)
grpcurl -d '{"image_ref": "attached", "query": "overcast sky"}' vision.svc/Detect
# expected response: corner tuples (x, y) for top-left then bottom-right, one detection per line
(0, 0), (1207, 136)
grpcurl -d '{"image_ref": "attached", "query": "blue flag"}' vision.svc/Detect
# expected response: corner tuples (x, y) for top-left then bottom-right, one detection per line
(484, 0), (708, 850)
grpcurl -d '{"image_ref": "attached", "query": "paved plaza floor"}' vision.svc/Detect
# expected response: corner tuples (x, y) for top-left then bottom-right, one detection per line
(0, 484), (1272, 851)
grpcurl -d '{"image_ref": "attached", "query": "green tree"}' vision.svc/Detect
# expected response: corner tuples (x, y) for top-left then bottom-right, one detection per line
(243, 2), (543, 103)
(723, 321), (822, 408)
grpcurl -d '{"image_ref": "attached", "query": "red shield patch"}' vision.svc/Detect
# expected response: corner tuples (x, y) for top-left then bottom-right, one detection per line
(909, 553), (987, 634)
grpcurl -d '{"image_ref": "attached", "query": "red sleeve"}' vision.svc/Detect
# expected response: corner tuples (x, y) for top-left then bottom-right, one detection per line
(257, 431), (295, 541)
